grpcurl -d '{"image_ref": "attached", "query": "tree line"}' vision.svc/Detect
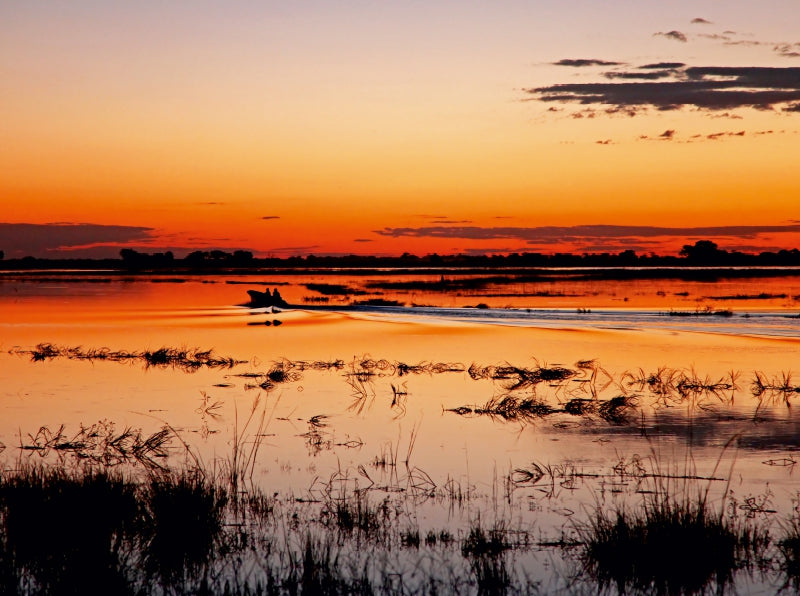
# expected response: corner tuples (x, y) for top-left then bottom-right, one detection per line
(2, 241), (800, 270)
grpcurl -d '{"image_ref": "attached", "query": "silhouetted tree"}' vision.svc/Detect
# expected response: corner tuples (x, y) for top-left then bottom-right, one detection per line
(0, 250), (4, 260)
(185, 251), (210, 263)
(232, 250), (253, 262)
(680, 240), (725, 263)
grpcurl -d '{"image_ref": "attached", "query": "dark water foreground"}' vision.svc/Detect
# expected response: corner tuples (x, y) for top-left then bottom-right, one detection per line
(4, 345), (800, 593)
(2, 451), (800, 596)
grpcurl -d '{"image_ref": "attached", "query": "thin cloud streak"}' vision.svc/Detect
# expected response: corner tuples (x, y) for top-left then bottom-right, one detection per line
(529, 65), (800, 111)
(553, 58), (624, 67)
(654, 30), (688, 43)
(0, 223), (155, 258)
(375, 224), (800, 244)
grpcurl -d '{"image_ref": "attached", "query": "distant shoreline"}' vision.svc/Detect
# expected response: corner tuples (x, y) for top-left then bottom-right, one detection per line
(5, 264), (800, 282)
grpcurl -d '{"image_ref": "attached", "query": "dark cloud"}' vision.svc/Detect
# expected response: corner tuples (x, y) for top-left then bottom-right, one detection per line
(660, 129), (676, 139)
(706, 130), (745, 140)
(0, 223), (155, 258)
(595, 139), (613, 145)
(691, 18), (713, 25)
(784, 103), (800, 112)
(604, 70), (676, 80)
(198, 202), (226, 206)
(528, 65), (800, 111)
(709, 111), (744, 119)
(430, 219), (473, 224)
(775, 43), (800, 58)
(723, 40), (765, 47)
(639, 62), (686, 70)
(654, 30), (688, 43)
(353, 238), (373, 243)
(699, 33), (734, 41)
(261, 215), (281, 220)
(374, 224), (800, 244)
(553, 58), (624, 67)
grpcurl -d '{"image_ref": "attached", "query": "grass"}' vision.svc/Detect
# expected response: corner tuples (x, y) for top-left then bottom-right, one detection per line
(580, 499), (746, 594)
(574, 443), (776, 596)
(0, 464), (227, 595)
(304, 282), (367, 296)
(10, 343), (245, 371)
(19, 421), (171, 469)
(665, 307), (735, 317)
(4, 437), (800, 594)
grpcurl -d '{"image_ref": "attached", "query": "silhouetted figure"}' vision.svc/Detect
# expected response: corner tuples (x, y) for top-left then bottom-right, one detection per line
(246, 288), (289, 308)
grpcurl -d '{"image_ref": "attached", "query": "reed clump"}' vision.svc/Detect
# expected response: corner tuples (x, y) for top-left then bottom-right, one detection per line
(577, 453), (771, 596)
(0, 464), (227, 595)
(11, 343), (245, 371)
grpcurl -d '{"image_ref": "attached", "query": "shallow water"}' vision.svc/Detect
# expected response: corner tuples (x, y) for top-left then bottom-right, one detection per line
(2, 270), (800, 593)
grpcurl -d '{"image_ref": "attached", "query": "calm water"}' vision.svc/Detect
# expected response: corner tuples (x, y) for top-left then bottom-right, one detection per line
(2, 270), (800, 592)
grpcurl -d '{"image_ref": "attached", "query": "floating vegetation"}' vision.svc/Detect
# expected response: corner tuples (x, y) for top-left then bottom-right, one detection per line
(665, 307), (734, 317)
(622, 367), (738, 404)
(752, 371), (800, 398)
(19, 421), (171, 469)
(10, 344), (245, 371)
(304, 282), (367, 296)
(351, 298), (405, 307)
(704, 293), (788, 300)
(473, 395), (557, 421)
(451, 392), (638, 426)
(467, 362), (576, 390)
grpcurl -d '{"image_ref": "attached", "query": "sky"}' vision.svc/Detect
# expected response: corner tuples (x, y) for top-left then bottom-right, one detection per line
(2, 0), (800, 258)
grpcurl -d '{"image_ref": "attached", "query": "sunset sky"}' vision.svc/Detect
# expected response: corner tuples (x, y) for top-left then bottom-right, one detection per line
(2, 1), (800, 258)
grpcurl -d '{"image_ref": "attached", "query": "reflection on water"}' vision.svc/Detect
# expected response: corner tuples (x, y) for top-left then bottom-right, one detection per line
(2, 271), (800, 593)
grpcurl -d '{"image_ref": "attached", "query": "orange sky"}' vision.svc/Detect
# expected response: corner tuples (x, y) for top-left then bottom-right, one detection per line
(2, 1), (800, 258)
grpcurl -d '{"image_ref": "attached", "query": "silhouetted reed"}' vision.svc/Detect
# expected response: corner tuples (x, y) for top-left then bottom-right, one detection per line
(0, 464), (226, 595)
(665, 307), (734, 317)
(20, 421), (171, 469)
(10, 343), (244, 371)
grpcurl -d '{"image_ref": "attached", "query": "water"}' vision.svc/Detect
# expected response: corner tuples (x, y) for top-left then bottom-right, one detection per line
(2, 270), (800, 592)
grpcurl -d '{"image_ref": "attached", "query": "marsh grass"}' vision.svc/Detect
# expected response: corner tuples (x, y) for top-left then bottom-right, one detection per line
(665, 307), (735, 317)
(11, 343), (245, 371)
(2, 439), (799, 594)
(0, 464), (227, 595)
(19, 421), (170, 469)
(451, 393), (637, 426)
(575, 442), (774, 596)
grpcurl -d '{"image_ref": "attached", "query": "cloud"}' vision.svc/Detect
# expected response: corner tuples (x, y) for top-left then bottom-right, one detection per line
(705, 130), (745, 140)
(691, 18), (713, 25)
(553, 58), (623, 67)
(699, 33), (734, 41)
(639, 62), (686, 70)
(660, 129), (676, 139)
(724, 40), (765, 47)
(353, 238), (373, 243)
(775, 43), (800, 58)
(654, 30), (688, 43)
(595, 139), (613, 145)
(604, 70), (676, 80)
(0, 223), (155, 258)
(528, 65), (800, 111)
(261, 215), (281, 220)
(430, 219), (473, 224)
(374, 224), (800, 244)
(785, 103), (800, 112)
